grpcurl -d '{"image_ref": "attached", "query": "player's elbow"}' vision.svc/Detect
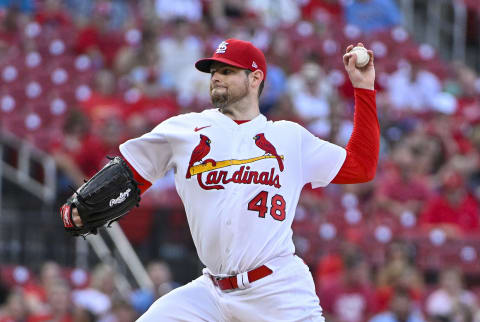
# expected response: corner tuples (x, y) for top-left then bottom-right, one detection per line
(364, 170), (376, 182)
(359, 164), (377, 183)
(360, 153), (379, 182)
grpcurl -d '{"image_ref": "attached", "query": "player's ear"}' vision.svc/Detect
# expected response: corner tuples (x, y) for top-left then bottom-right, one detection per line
(250, 70), (264, 88)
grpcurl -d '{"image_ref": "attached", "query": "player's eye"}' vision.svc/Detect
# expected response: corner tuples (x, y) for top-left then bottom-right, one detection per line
(210, 68), (233, 76)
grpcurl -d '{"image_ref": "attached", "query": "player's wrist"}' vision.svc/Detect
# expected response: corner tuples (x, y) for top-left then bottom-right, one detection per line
(353, 85), (375, 92)
(353, 83), (374, 91)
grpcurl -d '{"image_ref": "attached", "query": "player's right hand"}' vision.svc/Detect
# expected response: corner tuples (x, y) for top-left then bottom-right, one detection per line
(343, 42), (375, 90)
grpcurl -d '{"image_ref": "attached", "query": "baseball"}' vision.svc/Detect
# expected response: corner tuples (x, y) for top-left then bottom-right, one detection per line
(350, 46), (370, 68)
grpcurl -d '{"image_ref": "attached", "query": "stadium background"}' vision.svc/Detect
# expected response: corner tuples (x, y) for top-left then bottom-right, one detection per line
(1, 0), (480, 321)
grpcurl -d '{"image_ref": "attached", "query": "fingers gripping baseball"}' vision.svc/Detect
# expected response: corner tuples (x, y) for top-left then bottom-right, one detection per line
(343, 43), (375, 90)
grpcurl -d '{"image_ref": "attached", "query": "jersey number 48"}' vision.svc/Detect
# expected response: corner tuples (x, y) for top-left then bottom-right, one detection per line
(247, 191), (286, 221)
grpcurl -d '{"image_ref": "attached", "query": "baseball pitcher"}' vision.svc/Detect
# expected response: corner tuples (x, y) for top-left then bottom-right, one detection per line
(60, 38), (379, 321)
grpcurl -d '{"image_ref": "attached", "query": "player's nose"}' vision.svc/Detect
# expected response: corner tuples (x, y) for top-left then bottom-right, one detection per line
(210, 71), (225, 83)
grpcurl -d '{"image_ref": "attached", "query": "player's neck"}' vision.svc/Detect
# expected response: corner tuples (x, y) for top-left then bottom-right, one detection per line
(220, 96), (260, 121)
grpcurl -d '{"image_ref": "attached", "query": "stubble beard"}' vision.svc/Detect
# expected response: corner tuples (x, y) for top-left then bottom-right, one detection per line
(210, 81), (249, 112)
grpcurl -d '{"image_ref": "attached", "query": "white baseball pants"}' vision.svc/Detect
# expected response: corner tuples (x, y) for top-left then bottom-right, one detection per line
(137, 254), (325, 322)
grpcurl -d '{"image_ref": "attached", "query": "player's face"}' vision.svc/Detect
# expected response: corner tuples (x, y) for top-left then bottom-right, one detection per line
(209, 63), (249, 110)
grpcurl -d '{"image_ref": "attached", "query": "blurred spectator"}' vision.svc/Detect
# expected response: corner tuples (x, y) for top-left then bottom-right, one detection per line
(425, 268), (478, 321)
(27, 279), (73, 322)
(344, 0), (402, 33)
(0, 7), (21, 50)
(74, 10), (124, 68)
(246, 0), (300, 28)
(287, 60), (340, 138)
(0, 288), (27, 322)
(23, 261), (64, 315)
(315, 253), (344, 289)
(130, 261), (178, 315)
(419, 168), (480, 237)
(156, 18), (204, 102)
(265, 32), (292, 74)
(34, 0), (71, 27)
(300, 0), (344, 22)
(117, 24), (181, 125)
(319, 253), (375, 322)
(72, 264), (116, 320)
(401, 125), (447, 176)
(468, 123), (480, 201)
(267, 94), (300, 123)
(375, 144), (430, 218)
(93, 116), (125, 157)
(51, 109), (106, 185)
(99, 299), (136, 322)
(450, 63), (480, 124)
(65, 0), (130, 30)
(386, 49), (457, 114)
(426, 114), (467, 162)
(369, 287), (425, 322)
(125, 35), (167, 96)
(82, 69), (122, 120)
(260, 62), (287, 116)
(206, 0), (247, 30)
(97, 0), (131, 30)
(228, 12), (271, 55)
(154, 0), (203, 22)
(375, 243), (424, 313)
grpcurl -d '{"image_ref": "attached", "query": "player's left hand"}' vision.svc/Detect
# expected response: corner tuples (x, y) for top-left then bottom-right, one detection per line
(343, 43), (375, 90)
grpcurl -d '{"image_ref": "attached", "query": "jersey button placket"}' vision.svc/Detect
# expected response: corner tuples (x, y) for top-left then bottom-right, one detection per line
(225, 129), (249, 261)
(220, 129), (238, 262)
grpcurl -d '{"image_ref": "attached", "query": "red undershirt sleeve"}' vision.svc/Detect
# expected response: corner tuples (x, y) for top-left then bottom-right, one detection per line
(125, 159), (152, 194)
(332, 88), (380, 184)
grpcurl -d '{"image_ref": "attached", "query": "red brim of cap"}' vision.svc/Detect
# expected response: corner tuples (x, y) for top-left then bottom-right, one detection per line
(195, 57), (249, 73)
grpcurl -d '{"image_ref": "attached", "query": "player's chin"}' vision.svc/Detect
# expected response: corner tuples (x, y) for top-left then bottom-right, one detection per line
(211, 92), (228, 109)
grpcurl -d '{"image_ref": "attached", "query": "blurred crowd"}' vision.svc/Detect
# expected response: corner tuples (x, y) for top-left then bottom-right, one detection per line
(1, 255), (480, 322)
(0, 260), (178, 322)
(1, 0), (480, 321)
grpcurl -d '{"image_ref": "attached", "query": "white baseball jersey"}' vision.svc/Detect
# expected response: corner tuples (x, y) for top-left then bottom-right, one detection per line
(119, 108), (346, 276)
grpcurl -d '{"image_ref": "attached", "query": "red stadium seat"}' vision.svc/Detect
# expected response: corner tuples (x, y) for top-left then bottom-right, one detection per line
(0, 265), (34, 287)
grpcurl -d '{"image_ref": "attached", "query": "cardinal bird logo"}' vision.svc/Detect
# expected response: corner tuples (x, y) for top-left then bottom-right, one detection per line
(253, 133), (284, 172)
(186, 134), (211, 178)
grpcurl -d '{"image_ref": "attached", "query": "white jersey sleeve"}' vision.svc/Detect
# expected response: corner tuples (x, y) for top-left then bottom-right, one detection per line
(119, 118), (176, 183)
(299, 124), (346, 188)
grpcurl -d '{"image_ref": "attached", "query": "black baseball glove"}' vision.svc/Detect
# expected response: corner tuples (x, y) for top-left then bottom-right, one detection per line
(60, 156), (141, 237)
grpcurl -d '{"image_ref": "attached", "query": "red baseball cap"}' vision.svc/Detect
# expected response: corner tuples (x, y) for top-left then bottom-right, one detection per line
(195, 38), (267, 80)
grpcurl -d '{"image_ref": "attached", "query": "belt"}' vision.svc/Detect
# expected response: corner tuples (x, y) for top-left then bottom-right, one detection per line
(209, 265), (273, 291)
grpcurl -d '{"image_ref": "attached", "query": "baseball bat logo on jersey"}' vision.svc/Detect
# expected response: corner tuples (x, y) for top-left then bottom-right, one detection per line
(186, 134), (284, 190)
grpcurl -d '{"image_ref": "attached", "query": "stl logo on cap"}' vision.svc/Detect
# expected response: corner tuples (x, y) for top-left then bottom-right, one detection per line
(216, 41), (229, 54)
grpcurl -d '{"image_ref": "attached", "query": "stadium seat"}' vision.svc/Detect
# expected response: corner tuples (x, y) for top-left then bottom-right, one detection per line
(0, 265), (33, 287)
